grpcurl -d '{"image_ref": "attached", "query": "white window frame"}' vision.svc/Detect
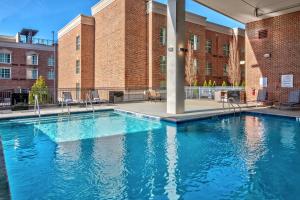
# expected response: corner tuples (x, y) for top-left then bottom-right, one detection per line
(160, 27), (167, 46)
(26, 52), (39, 65)
(160, 56), (167, 74)
(205, 63), (212, 76)
(193, 59), (198, 73)
(76, 35), (80, 51)
(223, 44), (230, 56)
(48, 56), (54, 67)
(205, 40), (212, 53)
(47, 69), (55, 80)
(0, 67), (11, 79)
(76, 59), (80, 74)
(223, 64), (228, 76)
(26, 68), (38, 80)
(0, 53), (12, 64)
(190, 34), (199, 51)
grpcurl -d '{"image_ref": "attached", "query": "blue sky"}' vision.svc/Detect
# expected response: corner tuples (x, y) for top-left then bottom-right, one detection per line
(0, 0), (244, 40)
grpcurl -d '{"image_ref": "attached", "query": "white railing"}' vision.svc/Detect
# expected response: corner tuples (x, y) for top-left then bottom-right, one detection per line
(185, 86), (245, 100)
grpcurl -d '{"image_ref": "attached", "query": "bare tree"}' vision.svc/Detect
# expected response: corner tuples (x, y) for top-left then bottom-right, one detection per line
(228, 33), (241, 86)
(185, 41), (197, 87)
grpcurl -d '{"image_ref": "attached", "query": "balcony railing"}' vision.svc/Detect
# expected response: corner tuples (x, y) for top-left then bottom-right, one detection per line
(19, 36), (55, 46)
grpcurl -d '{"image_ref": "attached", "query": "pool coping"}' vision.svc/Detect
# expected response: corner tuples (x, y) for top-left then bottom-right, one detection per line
(0, 137), (11, 200)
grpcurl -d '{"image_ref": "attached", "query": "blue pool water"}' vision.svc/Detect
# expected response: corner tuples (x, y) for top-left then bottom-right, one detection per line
(0, 111), (300, 200)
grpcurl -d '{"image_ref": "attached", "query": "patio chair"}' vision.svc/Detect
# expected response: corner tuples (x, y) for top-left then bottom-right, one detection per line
(148, 90), (162, 101)
(62, 92), (75, 106)
(90, 90), (107, 104)
(280, 90), (300, 109)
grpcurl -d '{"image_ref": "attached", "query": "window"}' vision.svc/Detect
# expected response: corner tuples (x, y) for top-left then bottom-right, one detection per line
(190, 34), (199, 50)
(48, 69), (55, 80)
(26, 54), (38, 65)
(160, 80), (166, 90)
(193, 59), (198, 73)
(76, 60), (80, 74)
(76, 35), (80, 50)
(160, 56), (167, 75)
(26, 68), (38, 79)
(223, 44), (230, 56)
(76, 82), (80, 100)
(223, 64), (228, 76)
(205, 40), (212, 53)
(48, 56), (54, 67)
(160, 27), (167, 46)
(0, 53), (11, 64)
(0, 68), (11, 79)
(205, 63), (212, 76)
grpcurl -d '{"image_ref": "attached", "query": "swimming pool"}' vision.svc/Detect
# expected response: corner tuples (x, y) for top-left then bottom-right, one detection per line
(0, 111), (300, 200)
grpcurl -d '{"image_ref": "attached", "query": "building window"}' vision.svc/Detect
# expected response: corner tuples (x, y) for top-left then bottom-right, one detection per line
(190, 34), (199, 51)
(48, 56), (54, 67)
(76, 60), (80, 74)
(0, 68), (11, 79)
(223, 64), (228, 76)
(0, 53), (11, 64)
(48, 69), (55, 80)
(160, 80), (166, 90)
(160, 27), (167, 46)
(76, 35), (80, 50)
(160, 56), (167, 75)
(26, 54), (38, 65)
(193, 59), (198, 73)
(205, 40), (212, 53)
(223, 44), (230, 56)
(76, 82), (80, 100)
(26, 68), (38, 79)
(205, 63), (212, 76)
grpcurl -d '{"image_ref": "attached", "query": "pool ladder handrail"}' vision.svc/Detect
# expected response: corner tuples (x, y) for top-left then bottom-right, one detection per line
(61, 98), (70, 115)
(85, 93), (95, 113)
(227, 97), (242, 114)
(34, 95), (41, 118)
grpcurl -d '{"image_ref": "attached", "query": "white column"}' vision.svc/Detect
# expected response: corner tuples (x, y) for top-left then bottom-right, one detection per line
(167, 0), (185, 114)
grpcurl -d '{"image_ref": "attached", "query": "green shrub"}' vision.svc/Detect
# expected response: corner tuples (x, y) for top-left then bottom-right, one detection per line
(208, 80), (213, 87)
(203, 80), (208, 87)
(212, 81), (216, 87)
(241, 81), (246, 87)
(29, 76), (50, 105)
(221, 81), (227, 87)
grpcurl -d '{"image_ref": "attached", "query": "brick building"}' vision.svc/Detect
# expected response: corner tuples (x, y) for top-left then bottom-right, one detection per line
(58, 0), (245, 98)
(245, 11), (300, 102)
(0, 29), (56, 94)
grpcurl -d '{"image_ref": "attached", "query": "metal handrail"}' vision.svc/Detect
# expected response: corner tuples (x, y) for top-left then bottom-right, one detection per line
(85, 94), (95, 113)
(34, 95), (40, 118)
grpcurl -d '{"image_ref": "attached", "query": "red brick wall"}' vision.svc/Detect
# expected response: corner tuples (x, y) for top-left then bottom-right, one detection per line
(245, 11), (300, 102)
(94, 0), (126, 89)
(125, 0), (148, 90)
(0, 46), (55, 90)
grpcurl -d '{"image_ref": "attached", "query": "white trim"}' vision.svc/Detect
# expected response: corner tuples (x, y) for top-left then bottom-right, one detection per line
(0, 51), (12, 64)
(26, 68), (38, 80)
(0, 67), (12, 80)
(147, 1), (207, 26)
(58, 14), (95, 39)
(91, 0), (117, 16)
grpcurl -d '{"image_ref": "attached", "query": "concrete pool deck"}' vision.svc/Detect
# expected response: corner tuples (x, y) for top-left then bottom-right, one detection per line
(0, 100), (299, 122)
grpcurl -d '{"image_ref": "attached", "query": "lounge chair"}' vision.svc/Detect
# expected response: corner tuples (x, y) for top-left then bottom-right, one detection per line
(62, 92), (74, 105)
(148, 90), (162, 101)
(280, 90), (300, 109)
(90, 90), (107, 104)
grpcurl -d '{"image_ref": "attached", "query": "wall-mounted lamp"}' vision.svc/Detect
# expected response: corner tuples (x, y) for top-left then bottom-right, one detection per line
(263, 53), (271, 58)
(179, 47), (188, 52)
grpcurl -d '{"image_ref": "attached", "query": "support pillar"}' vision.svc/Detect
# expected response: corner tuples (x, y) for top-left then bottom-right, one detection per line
(167, 0), (185, 114)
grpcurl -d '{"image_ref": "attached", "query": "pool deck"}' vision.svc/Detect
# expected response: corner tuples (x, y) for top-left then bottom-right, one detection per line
(1, 100), (299, 122)
(116, 100), (300, 122)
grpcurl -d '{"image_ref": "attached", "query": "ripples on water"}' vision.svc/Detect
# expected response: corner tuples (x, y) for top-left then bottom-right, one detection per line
(0, 112), (300, 200)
